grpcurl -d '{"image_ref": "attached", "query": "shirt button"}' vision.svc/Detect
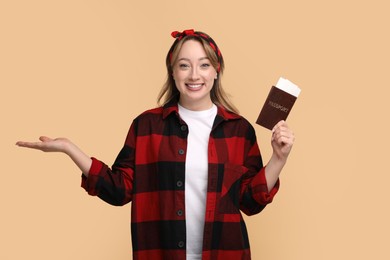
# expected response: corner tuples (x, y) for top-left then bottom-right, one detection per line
(176, 180), (183, 187)
(178, 241), (185, 248)
(177, 209), (183, 216)
(178, 149), (185, 155)
(180, 125), (187, 131)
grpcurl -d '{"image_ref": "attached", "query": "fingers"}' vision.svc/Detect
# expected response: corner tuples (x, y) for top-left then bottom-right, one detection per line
(271, 120), (295, 145)
(270, 121), (295, 161)
(271, 120), (288, 133)
(39, 136), (53, 142)
(16, 136), (52, 150)
(272, 120), (283, 132)
(16, 140), (45, 150)
(16, 136), (69, 153)
(273, 133), (294, 147)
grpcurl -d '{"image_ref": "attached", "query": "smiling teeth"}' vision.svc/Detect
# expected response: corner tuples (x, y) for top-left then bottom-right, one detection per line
(187, 84), (202, 88)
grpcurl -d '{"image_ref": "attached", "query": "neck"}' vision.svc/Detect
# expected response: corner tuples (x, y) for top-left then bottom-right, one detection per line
(178, 99), (213, 111)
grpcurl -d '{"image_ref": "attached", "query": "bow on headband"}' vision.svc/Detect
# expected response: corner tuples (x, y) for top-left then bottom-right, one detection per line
(171, 29), (196, 39)
(169, 29), (222, 72)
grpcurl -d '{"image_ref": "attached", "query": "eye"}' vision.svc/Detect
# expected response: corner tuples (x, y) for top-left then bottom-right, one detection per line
(200, 63), (211, 69)
(178, 63), (190, 69)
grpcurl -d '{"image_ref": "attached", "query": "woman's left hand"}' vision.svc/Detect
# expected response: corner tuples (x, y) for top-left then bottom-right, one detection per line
(271, 120), (295, 162)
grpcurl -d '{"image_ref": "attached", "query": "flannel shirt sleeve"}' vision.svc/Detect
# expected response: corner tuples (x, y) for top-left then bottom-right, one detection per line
(239, 123), (280, 216)
(81, 122), (136, 206)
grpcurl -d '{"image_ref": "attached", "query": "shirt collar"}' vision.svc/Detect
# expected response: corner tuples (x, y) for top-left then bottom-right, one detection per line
(162, 101), (241, 121)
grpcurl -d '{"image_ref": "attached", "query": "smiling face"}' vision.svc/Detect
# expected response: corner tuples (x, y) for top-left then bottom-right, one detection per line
(172, 40), (218, 111)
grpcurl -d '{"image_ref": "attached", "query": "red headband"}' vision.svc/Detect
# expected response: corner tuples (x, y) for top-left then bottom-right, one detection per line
(169, 29), (222, 72)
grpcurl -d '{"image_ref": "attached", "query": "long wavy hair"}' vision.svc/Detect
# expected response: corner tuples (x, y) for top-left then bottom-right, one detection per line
(157, 33), (239, 114)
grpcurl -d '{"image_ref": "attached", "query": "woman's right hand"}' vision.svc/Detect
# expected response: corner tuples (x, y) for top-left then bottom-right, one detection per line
(16, 136), (71, 153)
(16, 136), (93, 174)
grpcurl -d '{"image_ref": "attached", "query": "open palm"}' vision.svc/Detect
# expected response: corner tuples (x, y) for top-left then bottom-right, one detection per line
(16, 136), (70, 153)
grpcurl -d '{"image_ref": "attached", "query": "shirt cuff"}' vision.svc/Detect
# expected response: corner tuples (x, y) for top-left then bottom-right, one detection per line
(252, 167), (280, 204)
(81, 157), (104, 195)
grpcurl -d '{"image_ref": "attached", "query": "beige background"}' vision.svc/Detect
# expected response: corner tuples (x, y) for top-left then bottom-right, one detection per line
(1, 0), (389, 259)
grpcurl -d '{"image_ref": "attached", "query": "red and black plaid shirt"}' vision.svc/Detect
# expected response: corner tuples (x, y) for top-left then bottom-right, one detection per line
(81, 102), (279, 260)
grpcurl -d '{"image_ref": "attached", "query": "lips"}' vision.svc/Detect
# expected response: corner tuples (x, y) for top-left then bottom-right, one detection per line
(185, 83), (204, 90)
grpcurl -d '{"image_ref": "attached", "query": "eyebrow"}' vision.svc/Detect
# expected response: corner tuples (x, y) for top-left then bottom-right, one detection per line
(177, 57), (210, 62)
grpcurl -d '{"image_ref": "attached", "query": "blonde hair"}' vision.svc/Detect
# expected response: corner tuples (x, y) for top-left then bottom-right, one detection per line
(157, 34), (239, 114)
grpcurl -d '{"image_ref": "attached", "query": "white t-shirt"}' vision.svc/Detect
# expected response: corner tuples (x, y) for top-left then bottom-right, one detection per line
(178, 104), (217, 260)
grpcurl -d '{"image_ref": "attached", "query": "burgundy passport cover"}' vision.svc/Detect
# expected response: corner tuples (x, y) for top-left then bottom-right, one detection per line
(256, 86), (297, 130)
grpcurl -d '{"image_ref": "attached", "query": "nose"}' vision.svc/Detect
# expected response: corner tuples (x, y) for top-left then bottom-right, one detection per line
(189, 67), (200, 81)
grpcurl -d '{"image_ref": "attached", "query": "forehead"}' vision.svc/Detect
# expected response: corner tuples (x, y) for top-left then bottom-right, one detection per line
(177, 39), (207, 59)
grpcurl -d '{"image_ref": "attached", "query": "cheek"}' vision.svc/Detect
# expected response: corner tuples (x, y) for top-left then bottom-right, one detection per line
(203, 69), (217, 81)
(206, 73), (216, 84)
(173, 69), (186, 81)
(172, 66), (178, 78)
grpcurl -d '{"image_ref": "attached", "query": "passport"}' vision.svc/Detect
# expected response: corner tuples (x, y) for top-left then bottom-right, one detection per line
(256, 77), (301, 130)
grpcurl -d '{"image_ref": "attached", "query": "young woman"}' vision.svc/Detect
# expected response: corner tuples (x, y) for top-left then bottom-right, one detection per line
(17, 29), (295, 260)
